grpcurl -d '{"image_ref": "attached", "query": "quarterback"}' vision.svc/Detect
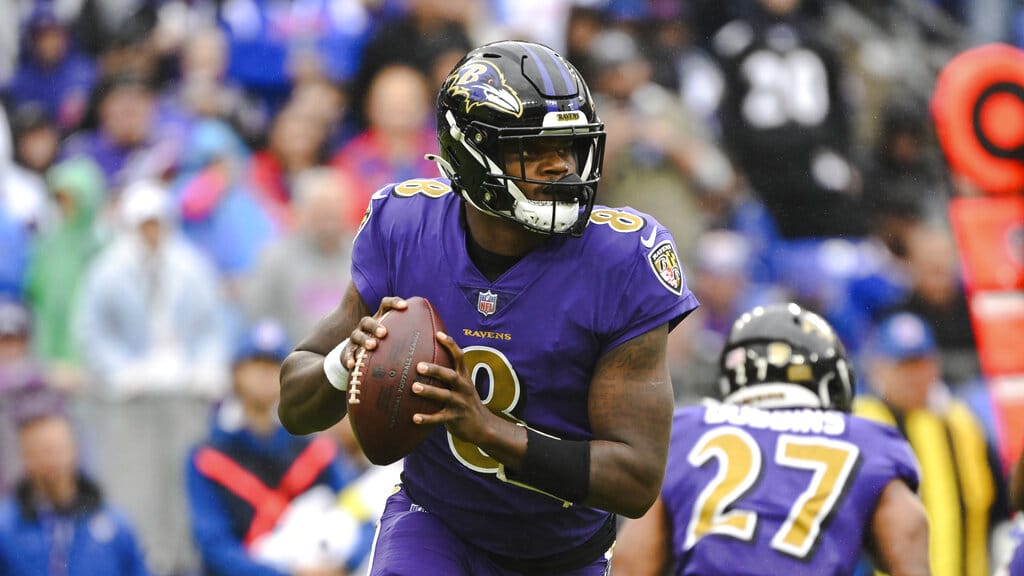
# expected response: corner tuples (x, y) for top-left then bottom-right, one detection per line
(278, 40), (698, 575)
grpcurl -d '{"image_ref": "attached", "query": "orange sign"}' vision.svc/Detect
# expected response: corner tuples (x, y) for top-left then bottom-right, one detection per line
(932, 43), (1024, 195)
(948, 196), (1024, 291)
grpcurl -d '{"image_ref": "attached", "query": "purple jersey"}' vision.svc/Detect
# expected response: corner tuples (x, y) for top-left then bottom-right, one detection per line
(1010, 543), (1024, 576)
(663, 403), (920, 576)
(351, 178), (698, 560)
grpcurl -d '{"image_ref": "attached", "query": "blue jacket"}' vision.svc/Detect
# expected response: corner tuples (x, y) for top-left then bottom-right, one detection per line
(185, 414), (372, 576)
(0, 475), (149, 576)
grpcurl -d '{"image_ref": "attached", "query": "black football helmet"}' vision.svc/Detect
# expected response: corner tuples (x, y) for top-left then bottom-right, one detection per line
(718, 303), (855, 412)
(431, 40), (606, 237)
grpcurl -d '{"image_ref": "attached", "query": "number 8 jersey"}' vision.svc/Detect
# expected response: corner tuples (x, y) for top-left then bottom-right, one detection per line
(663, 402), (920, 575)
(350, 178), (699, 561)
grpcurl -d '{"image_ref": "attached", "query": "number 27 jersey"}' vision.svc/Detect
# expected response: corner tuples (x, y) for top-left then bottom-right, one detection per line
(663, 403), (920, 575)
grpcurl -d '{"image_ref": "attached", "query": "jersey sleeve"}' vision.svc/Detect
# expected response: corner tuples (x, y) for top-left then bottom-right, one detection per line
(857, 417), (921, 493)
(883, 426), (921, 492)
(350, 184), (396, 309)
(599, 221), (700, 353)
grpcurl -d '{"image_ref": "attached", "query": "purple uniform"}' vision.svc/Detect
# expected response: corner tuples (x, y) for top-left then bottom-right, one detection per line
(351, 178), (698, 564)
(1004, 528), (1024, 576)
(663, 403), (920, 576)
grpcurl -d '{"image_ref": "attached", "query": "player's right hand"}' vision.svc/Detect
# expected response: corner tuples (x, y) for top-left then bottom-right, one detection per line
(344, 296), (409, 369)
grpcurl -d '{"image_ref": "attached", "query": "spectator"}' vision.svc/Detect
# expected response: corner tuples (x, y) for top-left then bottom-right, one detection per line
(290, 77), (349, 154)
(186, 319), (371, 576)
(75, 178), (228, 398)
(5, 2), (97, 134)
(330, 64), (437, 228)
(1, 103), (52, 235)
(854, 311), (1010, 576)
(8, 103), (62, 177)
(172, 119), (279, 291)
(710, 0), (867, 241)
(564, 3), (607, 85)
(72, 0), (159, 61)
(346, 0), (473, 132)
(658, 11), (728, 132)
(882, 223), (981, 388)
(74, 178), (228, 575)
(589, 28), (736, 261)
(1, 103), (52, 296)
(92, 18), (164, 84)
(23, 157), (108, 392)
(243, 168), (357, 344)
(61, 73), (185, 190)
(247, 102), (331, 230)
(166, 26), (269, 148)
(0, 387), (149, 576)
(0, 298), (47, 495)
(327, 416), (404, 576)
(861, 91), (954, 255)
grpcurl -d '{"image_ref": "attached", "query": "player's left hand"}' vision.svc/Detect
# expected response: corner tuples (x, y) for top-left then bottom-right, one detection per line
(410, 331), (494, 444)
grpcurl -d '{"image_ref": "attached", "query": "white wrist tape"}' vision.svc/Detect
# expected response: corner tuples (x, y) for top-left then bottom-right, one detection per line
(323, 338), (351, 392)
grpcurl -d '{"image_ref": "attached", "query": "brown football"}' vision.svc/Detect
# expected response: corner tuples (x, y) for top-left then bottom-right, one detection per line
(346, 296), (453, 465)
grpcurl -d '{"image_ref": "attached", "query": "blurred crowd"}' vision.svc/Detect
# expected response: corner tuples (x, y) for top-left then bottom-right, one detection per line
(1, 0), (1023, 575)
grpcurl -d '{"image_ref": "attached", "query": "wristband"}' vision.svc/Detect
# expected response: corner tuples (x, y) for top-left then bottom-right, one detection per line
(505, 428), (590, 504)
(323, 338), (351, 392)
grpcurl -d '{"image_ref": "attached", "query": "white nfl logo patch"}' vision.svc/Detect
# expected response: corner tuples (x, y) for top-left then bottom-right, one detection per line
(477, 290), (498, 316)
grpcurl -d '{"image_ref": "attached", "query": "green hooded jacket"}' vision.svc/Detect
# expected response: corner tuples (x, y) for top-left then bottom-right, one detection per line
(24, 156), (108, 362)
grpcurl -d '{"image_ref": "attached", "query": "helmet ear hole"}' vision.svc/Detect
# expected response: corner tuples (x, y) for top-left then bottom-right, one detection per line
(718, 376), (731, 400)
(465, 127), (485, 146)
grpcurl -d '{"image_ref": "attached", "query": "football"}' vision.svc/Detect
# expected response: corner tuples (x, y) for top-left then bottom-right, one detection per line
(346, 296), (453, 465)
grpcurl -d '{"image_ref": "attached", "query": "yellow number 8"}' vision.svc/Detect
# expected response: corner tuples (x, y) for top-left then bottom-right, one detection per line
(589, 208), (644, 233)
(394, 179), (452, 198)
(448, 347), (523, 473)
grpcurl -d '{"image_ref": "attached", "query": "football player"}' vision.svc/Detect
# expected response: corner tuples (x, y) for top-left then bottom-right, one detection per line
(278, 40), (699, 575)
(613, 303), (930, 576)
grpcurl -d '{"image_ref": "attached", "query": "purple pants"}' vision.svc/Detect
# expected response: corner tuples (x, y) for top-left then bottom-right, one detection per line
(366, 486), (612, 576)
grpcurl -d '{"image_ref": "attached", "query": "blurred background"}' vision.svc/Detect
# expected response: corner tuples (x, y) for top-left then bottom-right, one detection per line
(0, 0), (1023, 575)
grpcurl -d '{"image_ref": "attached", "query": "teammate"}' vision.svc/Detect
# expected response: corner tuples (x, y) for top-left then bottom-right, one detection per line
(279, 40), (699, 575)
(613, 303), (930, 576)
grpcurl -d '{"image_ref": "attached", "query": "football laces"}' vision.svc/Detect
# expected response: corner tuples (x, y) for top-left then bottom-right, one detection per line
(348, 347), (367, 405)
